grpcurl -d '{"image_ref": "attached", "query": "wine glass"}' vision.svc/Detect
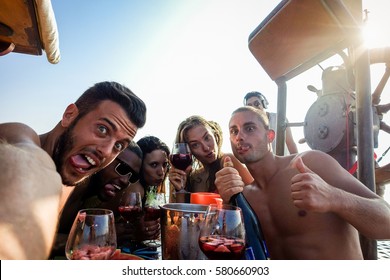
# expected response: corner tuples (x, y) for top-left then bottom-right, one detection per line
(142, 192), (166, 247)
(65, 208), (117, 260)
(198, 204), (246, 260)
(170, 143), (192, 201)
(118, 192), (143, 224)
(170, 143), (193, 171)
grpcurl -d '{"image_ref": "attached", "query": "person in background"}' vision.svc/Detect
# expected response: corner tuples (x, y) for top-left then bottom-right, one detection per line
(76, 135), (169, 253)
(128, 135), (170, 249)
(0, 81), (146, 259)
(50, 141), (143, 258)
(244, 91), (298, 155)
(169, 115), (253, 199)
(215, 106), (390, 259)
(136, 136), (171, 197)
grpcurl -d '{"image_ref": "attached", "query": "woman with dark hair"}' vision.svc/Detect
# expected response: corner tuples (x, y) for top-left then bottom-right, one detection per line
(136, 136), (170, 196)
(99, 136), (169, 254)
(169, 115), (253, 197)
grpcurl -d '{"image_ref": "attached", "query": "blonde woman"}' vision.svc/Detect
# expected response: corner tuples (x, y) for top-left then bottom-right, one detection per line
(169, 116), (253, 197)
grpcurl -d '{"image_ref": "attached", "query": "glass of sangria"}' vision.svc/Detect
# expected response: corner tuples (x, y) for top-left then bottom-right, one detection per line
(198, 204), (246, 260)
(142, 190), (166, 247)
(118, 191), (143, 225)
(65, 208), (117, 260)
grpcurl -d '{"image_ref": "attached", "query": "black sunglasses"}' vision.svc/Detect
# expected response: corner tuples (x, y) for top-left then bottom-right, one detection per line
(114, 159), (140, 184)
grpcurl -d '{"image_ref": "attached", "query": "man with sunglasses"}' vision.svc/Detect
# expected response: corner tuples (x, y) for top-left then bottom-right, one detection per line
(51, 141), (143, 258)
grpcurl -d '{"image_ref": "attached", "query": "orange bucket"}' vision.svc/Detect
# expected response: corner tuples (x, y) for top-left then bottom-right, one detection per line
(190, 192), (221, 205)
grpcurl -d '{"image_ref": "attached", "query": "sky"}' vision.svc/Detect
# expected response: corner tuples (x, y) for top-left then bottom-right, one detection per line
(1, 0), (390, 198)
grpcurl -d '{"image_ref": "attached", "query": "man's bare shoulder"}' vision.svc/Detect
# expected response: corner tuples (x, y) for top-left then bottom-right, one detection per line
(0, 122), (40, 146)
(292, 150), (338, 171)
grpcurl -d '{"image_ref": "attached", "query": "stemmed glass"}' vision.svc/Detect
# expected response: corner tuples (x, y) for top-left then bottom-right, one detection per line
(198, 204), (246, 260)
(170, 143), (193, 172)
(142, 191), (166, 247)
(118, 192), (143, 225)
(170, 143), (192, 201)
(65, 208), (117, 260)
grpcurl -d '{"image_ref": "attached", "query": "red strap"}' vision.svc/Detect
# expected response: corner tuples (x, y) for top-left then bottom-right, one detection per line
(348, 153), (377, 174)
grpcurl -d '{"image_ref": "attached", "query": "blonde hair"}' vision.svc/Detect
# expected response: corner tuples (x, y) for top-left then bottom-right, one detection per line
(174, 116), (224, 192)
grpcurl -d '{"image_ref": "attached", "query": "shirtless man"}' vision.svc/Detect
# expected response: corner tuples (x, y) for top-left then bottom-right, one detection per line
(0, 81), (146, 259)
(215, 106), (390, 259)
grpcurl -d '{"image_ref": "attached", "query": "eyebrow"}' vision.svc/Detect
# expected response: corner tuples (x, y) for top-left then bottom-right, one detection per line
(188, 131), (209, 144)
(229, 121), (257, 129)
(101, 117), (117, 131)
(101, 117), (131, 146)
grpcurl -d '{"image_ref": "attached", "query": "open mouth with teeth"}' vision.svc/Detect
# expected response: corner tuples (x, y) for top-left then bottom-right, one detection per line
(70, 154), (97, 173)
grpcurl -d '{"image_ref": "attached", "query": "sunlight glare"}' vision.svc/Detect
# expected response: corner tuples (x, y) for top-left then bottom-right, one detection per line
(363, 12), (387, 49)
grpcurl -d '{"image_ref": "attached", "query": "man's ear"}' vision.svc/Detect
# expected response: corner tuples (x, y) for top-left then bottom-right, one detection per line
(61, 104), (79, 128)
(267, 129), (276, 142)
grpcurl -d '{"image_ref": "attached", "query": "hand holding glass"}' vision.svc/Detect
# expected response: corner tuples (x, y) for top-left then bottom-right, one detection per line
(170, 143), (192, 196)
(143, 193), (166, 247)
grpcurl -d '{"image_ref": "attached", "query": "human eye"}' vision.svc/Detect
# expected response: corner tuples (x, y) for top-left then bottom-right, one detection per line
(190, 143), (199, 149)
(245, 125), (255, 132)
(97, 125), (108, 135)
(229, 128), (238, 136)
(114, 142), (124, 152)
(150, 162), (158, 168)
(205, 133), (215, 142)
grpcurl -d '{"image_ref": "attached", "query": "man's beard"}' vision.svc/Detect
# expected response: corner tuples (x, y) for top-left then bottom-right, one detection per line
(52, 123), (87, 186)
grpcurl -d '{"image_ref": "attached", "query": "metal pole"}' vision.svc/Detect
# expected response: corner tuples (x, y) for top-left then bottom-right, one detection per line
(275, 78), (287, 156)
(354, 42), (377, 260)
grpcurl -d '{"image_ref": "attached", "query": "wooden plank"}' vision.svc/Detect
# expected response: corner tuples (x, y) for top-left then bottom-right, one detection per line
(0, 0), (42, 56)
(248, 0), (361, 81)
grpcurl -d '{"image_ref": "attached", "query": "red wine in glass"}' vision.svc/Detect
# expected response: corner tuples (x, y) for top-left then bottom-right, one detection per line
(199, 235), (245, 260)
(170, 143), (192, 171)
(142, 193), (165, 247)
(118, 192), (142, 223)
(118, 205), (143, 223)
(144, 206), (161, 221)
(170, 153), (192, 171)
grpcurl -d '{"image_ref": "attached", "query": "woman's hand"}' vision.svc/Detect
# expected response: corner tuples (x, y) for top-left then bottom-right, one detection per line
(116, 215), (160, 243)
(140, 218), (161, 240)
(168, 165), (190, 191)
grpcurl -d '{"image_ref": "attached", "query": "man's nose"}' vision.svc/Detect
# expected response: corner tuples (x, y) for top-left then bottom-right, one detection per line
(96, 140), (117, 161)
(118, 173), (130, 185)
(233, 130), (244, 142)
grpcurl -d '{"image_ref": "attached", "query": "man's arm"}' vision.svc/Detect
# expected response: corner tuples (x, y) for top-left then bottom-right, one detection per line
(0, 123), (62, 259)
(285, 126), (298, 154)
(291, 152), (390, 239)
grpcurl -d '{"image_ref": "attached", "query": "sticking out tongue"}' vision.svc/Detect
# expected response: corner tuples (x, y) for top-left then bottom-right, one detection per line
(70, 154), (91, 169)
